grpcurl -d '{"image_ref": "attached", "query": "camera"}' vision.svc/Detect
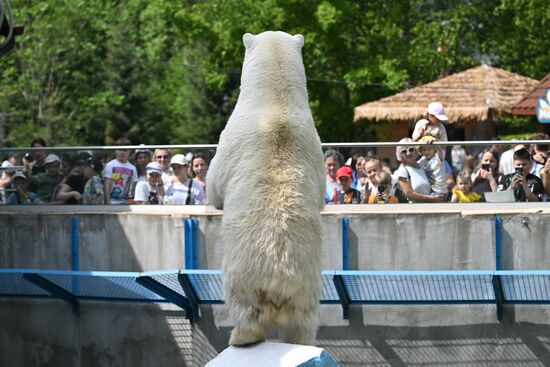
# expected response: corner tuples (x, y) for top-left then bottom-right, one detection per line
(481, 163), (491, 171)
(378, 184), (388, 194)
(24, 152), (34, 163)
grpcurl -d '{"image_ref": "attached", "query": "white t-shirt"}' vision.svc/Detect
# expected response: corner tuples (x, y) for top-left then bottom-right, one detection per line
(499, 149), (514, 176)
(164, 179), (205, 205)
(418, 154), (448, 194)
(134, 181), (161, 204)
(393, 164), (432, 196)
(104, 159), (138, 204)
(161, 169), (173, 187)
(412, 119), (448, 142)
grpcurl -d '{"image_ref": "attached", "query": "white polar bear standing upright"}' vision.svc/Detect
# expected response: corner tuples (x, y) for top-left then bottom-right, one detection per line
(206, 31), (326, 346)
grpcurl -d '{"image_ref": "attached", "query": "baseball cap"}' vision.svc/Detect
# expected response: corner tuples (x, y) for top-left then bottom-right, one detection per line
(146, 162), (162, 174)
(336, 166), (353, 179)
(12, 171), (27, 180)
(427, 102), (448, 121)
(44, 154), (60, 165)
(134, 144), (152, 159)
(170, 154), (189, 167)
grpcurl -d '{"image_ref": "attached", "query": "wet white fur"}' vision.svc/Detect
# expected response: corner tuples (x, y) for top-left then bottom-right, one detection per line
(207, 31), (325, 346)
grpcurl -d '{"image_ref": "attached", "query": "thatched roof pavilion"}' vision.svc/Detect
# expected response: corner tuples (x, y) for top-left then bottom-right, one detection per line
(354, 64), (538, 124)
(511, 72), (550, 116)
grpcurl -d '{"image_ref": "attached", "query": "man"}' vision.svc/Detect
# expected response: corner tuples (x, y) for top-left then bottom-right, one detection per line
(153, 148), (173, 187)
(498, 147), (544, 202)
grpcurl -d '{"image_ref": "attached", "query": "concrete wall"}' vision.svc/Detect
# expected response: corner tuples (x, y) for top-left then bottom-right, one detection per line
(1, 203), (550, 366)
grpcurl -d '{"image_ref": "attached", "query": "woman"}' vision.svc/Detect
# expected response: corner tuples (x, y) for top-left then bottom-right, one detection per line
(133, 146), (152, 182)
(471, 148), (500, 200)
(164, 154), (205, 205)
(53, 153), (86, 204)
(394, 138), (445, 203)
(324, 149), (344, 203)
(190, 153), (208, 193)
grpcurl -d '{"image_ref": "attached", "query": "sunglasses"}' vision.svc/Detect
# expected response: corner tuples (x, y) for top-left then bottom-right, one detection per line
(155, 155), (170, 159)
(400, 147), (416, 155)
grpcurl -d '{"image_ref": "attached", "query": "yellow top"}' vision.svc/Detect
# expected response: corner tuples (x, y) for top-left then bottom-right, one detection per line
(452, 188), (481, 203)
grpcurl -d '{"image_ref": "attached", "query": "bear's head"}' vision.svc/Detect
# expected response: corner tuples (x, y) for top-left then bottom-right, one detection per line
(240, 31), (306, 91)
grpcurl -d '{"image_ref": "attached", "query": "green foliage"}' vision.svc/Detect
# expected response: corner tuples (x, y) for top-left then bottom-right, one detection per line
(1, 0), (549, 146)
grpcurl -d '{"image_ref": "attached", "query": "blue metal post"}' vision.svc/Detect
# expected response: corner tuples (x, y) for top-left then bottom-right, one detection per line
(71, 217), (79, 271)
(70, 217), (80, 309)
(342, 217), (349, 270)
(184, 219), (199, 269)
(494, 216), (502, 270)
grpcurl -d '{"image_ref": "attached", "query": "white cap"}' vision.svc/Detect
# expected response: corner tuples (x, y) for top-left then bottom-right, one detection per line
(170, 154), (189, 167)
(146, 162), (162, 174)
(44, 154), (60, 165)
(427, 102), (448, 121)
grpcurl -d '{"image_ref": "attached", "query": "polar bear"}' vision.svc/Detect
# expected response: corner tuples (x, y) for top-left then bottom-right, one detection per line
(206, 31), (326, 346)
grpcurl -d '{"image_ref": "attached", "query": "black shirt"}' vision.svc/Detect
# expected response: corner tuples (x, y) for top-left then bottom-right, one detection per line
(498, 173), (543, 202)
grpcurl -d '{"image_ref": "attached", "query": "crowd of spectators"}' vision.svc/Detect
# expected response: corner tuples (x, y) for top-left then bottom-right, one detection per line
(0, 137), (207, 206)
(1, 106), (549, 205)
(324, 102), (550, 204)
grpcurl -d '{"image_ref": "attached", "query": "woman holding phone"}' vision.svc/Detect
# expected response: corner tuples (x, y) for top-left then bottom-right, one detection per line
(471, 148), (500, 201)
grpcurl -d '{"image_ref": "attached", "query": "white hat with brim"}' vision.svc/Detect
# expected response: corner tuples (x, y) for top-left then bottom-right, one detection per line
(427, 102), (448, 121)
(170, 154), (189, 167)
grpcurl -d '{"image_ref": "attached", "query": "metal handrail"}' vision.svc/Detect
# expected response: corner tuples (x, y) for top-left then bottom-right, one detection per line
(0, 140), (548, 152)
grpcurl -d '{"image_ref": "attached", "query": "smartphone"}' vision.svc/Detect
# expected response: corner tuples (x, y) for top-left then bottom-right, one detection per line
(481, 163), (490, 171)
(515, 167), (524, 176)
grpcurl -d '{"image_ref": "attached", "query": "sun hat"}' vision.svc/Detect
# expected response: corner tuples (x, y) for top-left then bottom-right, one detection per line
(12, 171), (27, 180)
(134, 144), (152, 159)
(427, 102), (448, 121)
(44, 154), (60, 165)
(146, 162), (162, 174)
(336, 166), (353, 179)
(170, 154), (189, 167)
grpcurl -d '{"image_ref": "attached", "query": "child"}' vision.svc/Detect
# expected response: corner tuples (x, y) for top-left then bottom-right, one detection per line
(134, 162), (164, 205)
(103, 137), (138, 204)
(367, 171), (399, 204)
(82, 157), (104, 205)
(335, 166), (361, 204)
(451, 172), (481, 203)
(498, 147), (544, 202)
(417, 136), (448, 197)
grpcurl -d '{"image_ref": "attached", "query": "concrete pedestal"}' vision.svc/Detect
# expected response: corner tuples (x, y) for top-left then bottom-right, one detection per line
(205, 341), (339, 367)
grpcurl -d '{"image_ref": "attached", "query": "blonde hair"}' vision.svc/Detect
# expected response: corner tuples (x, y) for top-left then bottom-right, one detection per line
(396, 137), (413, 162)
(455, 171), (472, 191)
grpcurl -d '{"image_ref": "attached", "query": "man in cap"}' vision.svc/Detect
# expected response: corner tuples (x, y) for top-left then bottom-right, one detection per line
(29, 154), (63, 202)
(134, 162), (164, 205)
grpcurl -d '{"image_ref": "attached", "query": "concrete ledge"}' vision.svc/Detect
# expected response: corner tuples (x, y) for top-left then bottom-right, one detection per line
(0, 202), (549, 216)
(206, 342), (339, 367)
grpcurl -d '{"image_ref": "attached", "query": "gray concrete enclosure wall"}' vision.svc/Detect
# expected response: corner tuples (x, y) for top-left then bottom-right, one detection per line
(1, 203), (550, 366)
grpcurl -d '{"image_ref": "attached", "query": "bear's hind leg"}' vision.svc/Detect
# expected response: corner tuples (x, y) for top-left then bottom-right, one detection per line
(280, 307), (318, 346)
(229, 307), (268, 346)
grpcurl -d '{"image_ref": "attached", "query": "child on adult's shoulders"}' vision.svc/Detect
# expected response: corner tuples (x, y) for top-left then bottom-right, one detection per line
(334, 166), (361, 204)
(417, 136), (448, 198)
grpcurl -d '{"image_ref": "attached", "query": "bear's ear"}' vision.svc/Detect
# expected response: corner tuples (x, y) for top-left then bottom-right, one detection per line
(293, 34), (304, 48)
(243, 33), (255, 49)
